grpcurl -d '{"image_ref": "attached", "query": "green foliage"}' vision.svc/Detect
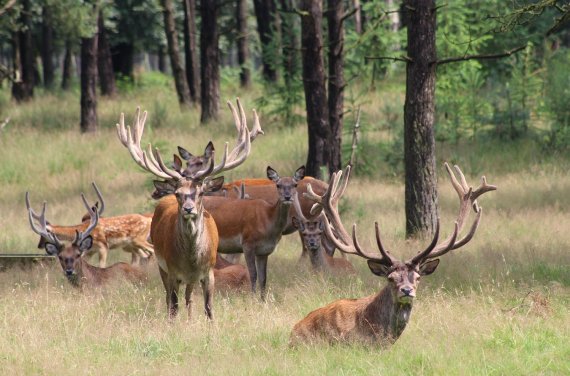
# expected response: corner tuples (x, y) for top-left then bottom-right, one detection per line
(542, 50), (570, 150)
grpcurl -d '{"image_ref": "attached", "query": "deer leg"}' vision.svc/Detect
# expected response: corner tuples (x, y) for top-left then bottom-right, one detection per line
(159, 267), (179, 318)
(200, 269), (215, 320)
(255, 254), (269, 301)
(184, 284), (194, 320)
(244, 249), (257, 294)
(97, 244), (108, 268)
(129, 247), (141, 266)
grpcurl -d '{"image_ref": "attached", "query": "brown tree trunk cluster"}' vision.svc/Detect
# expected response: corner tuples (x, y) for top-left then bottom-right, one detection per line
(183, 0), (200, 102)
(97, 11), (117, 97)
(11, 0), (34, 102)
(236, 0), (251, 87)
(80, 31), (99, 133)
(200, 0), (220, 123)
(253, 0), (278, 82)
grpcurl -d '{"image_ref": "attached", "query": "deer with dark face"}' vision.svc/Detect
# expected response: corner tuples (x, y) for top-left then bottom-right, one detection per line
(26, 192), (145, 288)
(290, 163), (496, 345)
(116, 99), (261, 319)
(291, 192), (355, 274)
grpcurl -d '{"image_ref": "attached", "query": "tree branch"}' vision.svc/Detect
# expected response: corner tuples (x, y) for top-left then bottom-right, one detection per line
(0, 0), (16, 17)
(365, 55), (412, 63)
(340, 7), (358, 24)
(434, 45), (526, 66)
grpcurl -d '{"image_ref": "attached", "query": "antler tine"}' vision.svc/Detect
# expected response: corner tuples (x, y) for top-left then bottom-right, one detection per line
(210, 142), (229, 176)
(250, 109), (264, 140)
(192, 157), (215, 181)
(449, 207), (483, 251)
(453, 164), (470, 192)
(292, 192), (309, 222)
(151, 146), (184, 179)
(445, 162), (465, 199)
(352, 223), (389, 262)
(25, 191), (44, 221)
(320, 214), (358, 255)
(374, 222), (398, 265)
(332, 166), (351, 206)
(472, 176), (497, 201)
(408, 220), (441, 265)
(25, 192), (59, 245)
(91, 182), (105, 216)
(411, 221), (460, 262)
(78, 193), (99, 243)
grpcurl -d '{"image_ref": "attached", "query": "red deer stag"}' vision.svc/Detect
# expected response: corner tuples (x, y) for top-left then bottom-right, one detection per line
(116, 99), (260, 319)
(202, 166), (305, 299)
(291, 192), (355, 274)
(33, 183), (153, 266)
(26, 192), (146, 288)
(290, 163), (496, 345)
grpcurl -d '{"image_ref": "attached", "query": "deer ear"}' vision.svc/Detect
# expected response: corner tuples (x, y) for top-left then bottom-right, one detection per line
(172, 155), (183, 171)
(152, 180), (176, 199)
(267, 166), (280, 182)
(294, 166), (306, 182)
(204, 142), (215, 159)
(178, 146), (193, 160)
(44, 242), (59, 256)
(292, 216), (304, 231)
(367, 260), (391, 277)
(79, 235), (93, 253)
(317, 219), (325, 232)
(204, 176), (225, 193)
(419, 259), (440, 276)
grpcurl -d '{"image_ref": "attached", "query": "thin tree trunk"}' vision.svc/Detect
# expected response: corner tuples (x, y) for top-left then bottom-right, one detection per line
(111, 42), (134, 80)
(80, 32), (98, 133)
(158, 45), (167, 73)
(353, 0), (362, 34)
(200, 0), (220, 123)
(12, 0), (33, 102)
(236, 0), (251, 87)
(41, 6), (55, 90)
(300, 0), (330, 179)
(183, 0), (200, 101)
(279, 0), (299, 84)
(403, 0), (438, 237)
(61, 41), (73, 90)
(161, 0), (192, 108)
(253, 0), (278, 82)
(97, 11), (117, 97)
(327, 0), (344, 173)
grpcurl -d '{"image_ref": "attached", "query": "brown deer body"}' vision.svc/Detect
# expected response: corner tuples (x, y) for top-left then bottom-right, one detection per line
(117, 99), (261, 319)
(213, 254), (249, 292)
(203, 166), (304, 298)
(290, 164), (496, 345)
(26, 191), (146, 289)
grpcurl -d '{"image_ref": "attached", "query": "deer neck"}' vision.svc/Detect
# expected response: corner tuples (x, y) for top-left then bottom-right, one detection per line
(175, 208), (206, 253)
(66, 259), (90, 288)
(362, 286), (413, 343)
(268, 199), (292, 237)
(308, 247), (327, 271)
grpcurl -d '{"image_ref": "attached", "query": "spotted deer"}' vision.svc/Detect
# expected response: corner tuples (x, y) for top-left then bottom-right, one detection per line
(291, 192), (355, 274)
(116, 99), (261, 319)
(32, 183), (153, 267)
(290, 164), (496, 345)
(202, 166), (305, 299)
(26, 191), (146, 288)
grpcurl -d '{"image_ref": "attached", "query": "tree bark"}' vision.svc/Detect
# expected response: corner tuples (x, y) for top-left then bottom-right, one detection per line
(327, 0), (344, 173)
(253, 0), (278, 82)
(80, 32), (98, 133)
(12, 0), (33, 102)
(200, 0), (220, 123)
(41, 5), (55, 90)
(403, 0), (438, 237)
(183, 0), (200, 102)
(279, 0), (299, 83)
(111, 42), (134, 80)
(161, 0), (192, 108)
(353, 0), (362, 34)
(97, 11), (117, 97)
(61, 41), (73, 90)
(300, 0), (330, 179)
(158, 45), (167, 73)
(236, 0), (251, 87)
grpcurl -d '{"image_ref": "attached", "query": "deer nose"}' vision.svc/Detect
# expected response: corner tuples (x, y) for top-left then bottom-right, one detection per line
(65, 270), (74, 276)
(183, 206), (194, 214)
(401, 287), (413, 296)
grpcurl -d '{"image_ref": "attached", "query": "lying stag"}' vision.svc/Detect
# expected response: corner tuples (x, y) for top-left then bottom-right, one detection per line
(26, 192), (145, 288)
(290, 163), (496, 345)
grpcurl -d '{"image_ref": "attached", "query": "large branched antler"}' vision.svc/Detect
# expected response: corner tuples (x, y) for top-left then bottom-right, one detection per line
(74, 191), (100, 245)
(25, 192), (60, 246)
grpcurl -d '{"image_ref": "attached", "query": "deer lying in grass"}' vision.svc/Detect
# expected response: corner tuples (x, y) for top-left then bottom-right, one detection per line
(34, 183), (153, 267)
(26, 192), (146, 288)
(291, 192), (355, 275)
(202, 166), (305, 299)
(290, 163), (496, 345)
(213, 254), (249, 292)
(117, 99), (261, 319)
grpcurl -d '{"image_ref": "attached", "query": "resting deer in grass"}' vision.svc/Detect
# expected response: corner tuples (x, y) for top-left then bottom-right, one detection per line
(291, 192), (355, 275)
(33, 183), (153, 266)
(26, 192), (146, 288)
(202, 166), (305, 299)
(117, 99), (261, 319)
(213, 254), (250, 292)
(290, 163), (496, 345)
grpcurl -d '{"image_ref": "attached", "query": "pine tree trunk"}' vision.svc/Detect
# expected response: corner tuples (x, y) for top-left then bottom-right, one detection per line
(111, 43), (134, 80)
(183, 0), (200, 102)
(161, 0), (192, 108)
(80, 33), (98, 133)
(353, 0), (362, 33)
(200, 0), (220, 123)
(61, 41), (73, 90)
(41, 6), (55, 90)
(12, 0), (33, 102)
(253, 0), (278, 82)
(279, 0), (299, 83)
(97, 11), (117, 97)
(236, 0), (251, 87)
(327, 0), (344, 173)
(158, 45), (167, 73)
(300, 0), (330, 179)
(403, 0), (438, 237)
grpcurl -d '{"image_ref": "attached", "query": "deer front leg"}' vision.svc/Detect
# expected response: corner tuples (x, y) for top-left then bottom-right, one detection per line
(97, 243), (109, 267)
(185, 284), (194, 320)
(200, 268), (215, 320)
(244, 249), (257, 294)
(255, 254), (269, 301)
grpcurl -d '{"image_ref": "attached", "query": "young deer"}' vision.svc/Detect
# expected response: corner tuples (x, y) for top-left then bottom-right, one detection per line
(291, 192), (355, 274)
(202, 166), (305, 299)
(34, 183), (153, 267)
(117, 99), (261, 319)
(26, 192), (146, 288)
(290, 164), (496, 345)
(213, 254), (250, 292)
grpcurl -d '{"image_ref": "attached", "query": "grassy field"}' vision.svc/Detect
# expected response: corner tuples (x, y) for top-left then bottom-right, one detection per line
(0, 79), (568, 375)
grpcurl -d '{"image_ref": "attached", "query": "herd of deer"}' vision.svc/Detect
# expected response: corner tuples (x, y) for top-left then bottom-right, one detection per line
(24, 99), (497, 346)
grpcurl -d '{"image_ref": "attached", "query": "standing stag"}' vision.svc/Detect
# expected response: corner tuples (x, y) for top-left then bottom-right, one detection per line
(116, 99), (261, 319)
(32, 183), (153, 266)
(290, 163), (496, 345)
(26, 191), (146, 288)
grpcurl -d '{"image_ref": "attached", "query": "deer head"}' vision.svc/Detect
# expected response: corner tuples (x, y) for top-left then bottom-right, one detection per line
(26, 189), (99, 279)
(267, 165), (305, 203)
(292, 192), (325, 252)
(305, 163), (497, 304)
